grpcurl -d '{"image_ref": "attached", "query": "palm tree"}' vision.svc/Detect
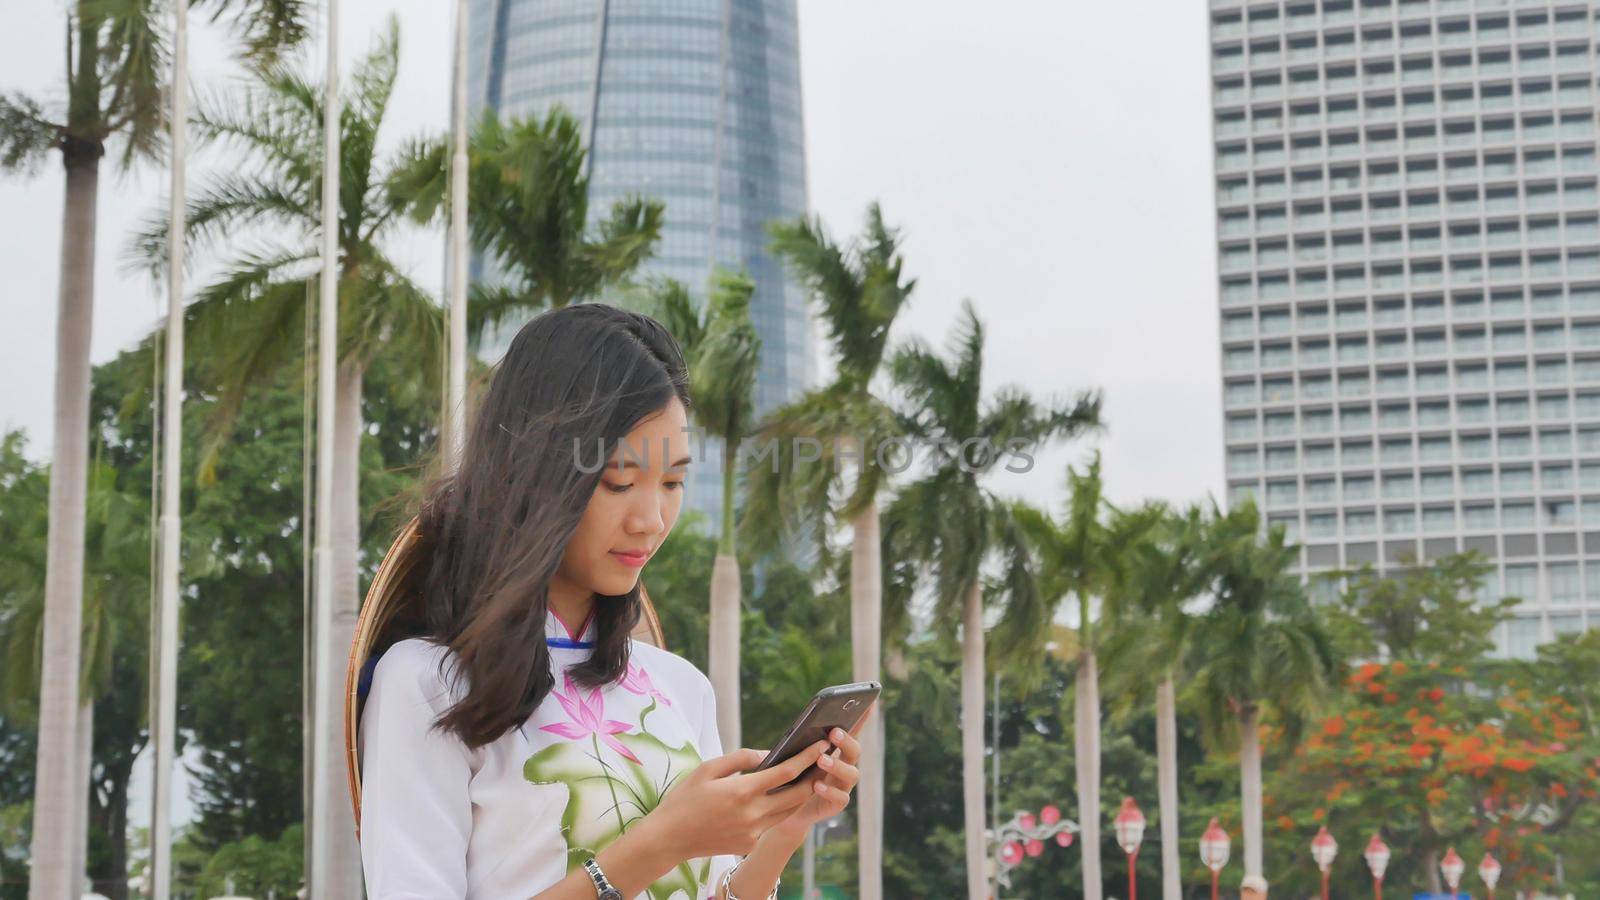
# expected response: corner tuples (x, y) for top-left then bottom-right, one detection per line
(644, 271), (761, 747)
(881, 301), (1100, 899)
(0, 3), (305, 891)
(394, 105), (664, 344)
(0, 441), (160, 898)
(1009, 454), (1156, 900)
(738, 203), (916, 900)
(1100, 504), (1211, 900)
(129, 20), (440, 891)
(1184, 499), (1336, 879)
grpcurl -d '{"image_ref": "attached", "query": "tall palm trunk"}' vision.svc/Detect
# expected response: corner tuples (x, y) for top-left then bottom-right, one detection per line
(1156, 675), (1180, 900)
(90, 746), (134, 900)
(1075, 647), (1103, 900)
(29, 144), (100, 900)
(959, 579), (986, 900)
(1238, 703), (1264, 877)
(70, 699), (94, 893)
(322, 358), (365, 892)
(850, 502), (883, 900)
(709, 554), (740, 748)
(710, 437), (742, 749)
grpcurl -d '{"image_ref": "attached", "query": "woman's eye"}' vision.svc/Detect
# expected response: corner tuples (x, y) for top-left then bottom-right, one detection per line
(666, 480), (685, 490)
(604, 482), (633, 493)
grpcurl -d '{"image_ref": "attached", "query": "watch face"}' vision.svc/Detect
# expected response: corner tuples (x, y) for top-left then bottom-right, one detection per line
(598, 889), (623, 900)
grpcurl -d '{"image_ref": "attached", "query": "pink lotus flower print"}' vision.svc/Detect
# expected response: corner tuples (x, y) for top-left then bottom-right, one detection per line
(620, 661), (672, 707)
(539, 671), (640, 764)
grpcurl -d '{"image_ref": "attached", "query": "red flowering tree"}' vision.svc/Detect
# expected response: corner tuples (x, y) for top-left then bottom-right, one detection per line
(1256, 555), (1599, 895)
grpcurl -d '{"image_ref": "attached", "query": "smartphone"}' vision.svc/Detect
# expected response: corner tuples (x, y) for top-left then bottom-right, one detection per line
(752, 681), (881, 794)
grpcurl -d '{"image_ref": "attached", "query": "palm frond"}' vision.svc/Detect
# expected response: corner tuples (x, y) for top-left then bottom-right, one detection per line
(196, 0), (311, 68)
(90, 0), (170, 166)
(127, 170), (313, 280)
(0, 92), (61, 172)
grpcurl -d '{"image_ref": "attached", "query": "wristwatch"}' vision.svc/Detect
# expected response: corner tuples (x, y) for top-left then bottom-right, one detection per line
(582, 857), (624, 900)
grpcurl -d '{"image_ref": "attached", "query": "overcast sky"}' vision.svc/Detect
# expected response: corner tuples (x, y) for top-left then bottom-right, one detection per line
(0, 0), (1225, 514)
(2, 0), (1224, 829)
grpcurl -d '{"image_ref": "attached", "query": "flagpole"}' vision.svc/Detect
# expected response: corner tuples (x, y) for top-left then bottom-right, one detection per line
(308, 0), (341, 890)
(149, 0), (187, 895)
(446, 0), (469, 462)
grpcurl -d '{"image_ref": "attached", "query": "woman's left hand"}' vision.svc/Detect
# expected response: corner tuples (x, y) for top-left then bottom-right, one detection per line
(770, 702), (872, 840)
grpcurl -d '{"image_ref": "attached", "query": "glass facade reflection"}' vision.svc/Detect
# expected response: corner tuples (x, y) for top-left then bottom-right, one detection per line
(468, 0), (811, 539)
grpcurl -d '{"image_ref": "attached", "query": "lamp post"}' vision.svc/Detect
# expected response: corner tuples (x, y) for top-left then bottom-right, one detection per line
(1363, 834), (1390, 900)
(1440, 847), (1465, 894)
(1478, 851), (1502, 900)
(1310, 825), (1338, 900)
(989, 803), (1076, 895)
(1199, 817), (1230, 900)
(1113, 797), (1146, 900)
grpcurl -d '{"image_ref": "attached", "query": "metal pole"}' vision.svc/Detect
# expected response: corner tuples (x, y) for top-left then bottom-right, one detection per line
(800, 826), (812, 890)
(149, 1), (187, 895)
(445, 0), (469, 463)
(991, 670), (999, 900)
(1127, 851), (1137, 900)
(308, 0), (341, 890)
(1210, 869), (1219, 900)
(1320, 869), (1329, 900)
(1373, 876), (1381, 900)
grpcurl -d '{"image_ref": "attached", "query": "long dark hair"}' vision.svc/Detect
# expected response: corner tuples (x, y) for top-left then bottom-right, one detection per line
(416, 303), (691, 748)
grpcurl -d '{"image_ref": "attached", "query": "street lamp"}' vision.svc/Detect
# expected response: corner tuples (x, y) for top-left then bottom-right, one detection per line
(1310, 826), (1338, 900)
(1363, 834), (1390, 900)
(1478, 851), (1502, 900)
(1440, 846), (1465, 893)
(1113, 797), (1146, 900)
(989, 803), (1077, 894)
(1199, 817), (1231, 900)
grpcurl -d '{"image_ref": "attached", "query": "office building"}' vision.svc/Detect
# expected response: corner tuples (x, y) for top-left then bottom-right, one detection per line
(468, 0), (812, 538)
(1209, 0), (1600, 656)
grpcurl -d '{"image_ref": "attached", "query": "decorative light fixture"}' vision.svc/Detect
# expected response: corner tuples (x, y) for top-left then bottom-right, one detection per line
(1478, 851), (1502, 900)
(1113, 798), (1146, 900)
(1310, 826), (1338, 900)
(1440, 846), (1465, 892)
(1363, 834), (1390, 900)
(1199, 817), (1231, 900)
(989, 804), (1077, 893)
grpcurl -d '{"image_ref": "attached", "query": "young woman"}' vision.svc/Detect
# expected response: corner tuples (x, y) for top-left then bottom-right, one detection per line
(358, 304), (869, 899)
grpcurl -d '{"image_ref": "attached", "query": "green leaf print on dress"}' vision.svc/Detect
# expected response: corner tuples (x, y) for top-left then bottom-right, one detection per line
(525, 665), (711, 900)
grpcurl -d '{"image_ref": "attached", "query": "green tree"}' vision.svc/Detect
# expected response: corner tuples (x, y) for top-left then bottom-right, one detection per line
(741, 203), (917, 899)
(880, 301), (1100, 899)
(1099, 504), (1211, 900)
(0, 427), (153, 900)
(1007, 453), (1152, 900)
(1322, 551), (1515, 665)
(644, 271), (762, 747)
(1, 2), (306, 888)
(395, 105), (664, 344)
(128, 21), (443, 887)
(1184, 499), (1337, 878)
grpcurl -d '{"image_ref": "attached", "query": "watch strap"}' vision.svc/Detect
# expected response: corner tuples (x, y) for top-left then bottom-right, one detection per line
(583, 857), (623, 899)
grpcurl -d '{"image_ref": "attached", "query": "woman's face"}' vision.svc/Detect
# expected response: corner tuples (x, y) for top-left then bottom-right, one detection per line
(556, 396), (692, 598)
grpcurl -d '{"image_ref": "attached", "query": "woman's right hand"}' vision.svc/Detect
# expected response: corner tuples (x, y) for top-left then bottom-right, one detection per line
(646, 741), (832, 859)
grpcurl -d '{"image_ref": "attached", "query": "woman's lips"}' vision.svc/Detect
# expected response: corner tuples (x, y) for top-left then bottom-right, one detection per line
(610, 550), (650, 567)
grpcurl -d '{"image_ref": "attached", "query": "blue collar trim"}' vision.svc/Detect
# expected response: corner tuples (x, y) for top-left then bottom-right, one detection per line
(547, 636), (594, 649)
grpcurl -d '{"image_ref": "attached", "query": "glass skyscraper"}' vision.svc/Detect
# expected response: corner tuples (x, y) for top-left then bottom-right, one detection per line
(1209, 0), (1600, 657)
(467, 0), (812, 538)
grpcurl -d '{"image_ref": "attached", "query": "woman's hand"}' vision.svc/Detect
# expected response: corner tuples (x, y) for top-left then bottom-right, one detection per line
(769, 702), (872, 842)
(644, 737), (833, 861)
